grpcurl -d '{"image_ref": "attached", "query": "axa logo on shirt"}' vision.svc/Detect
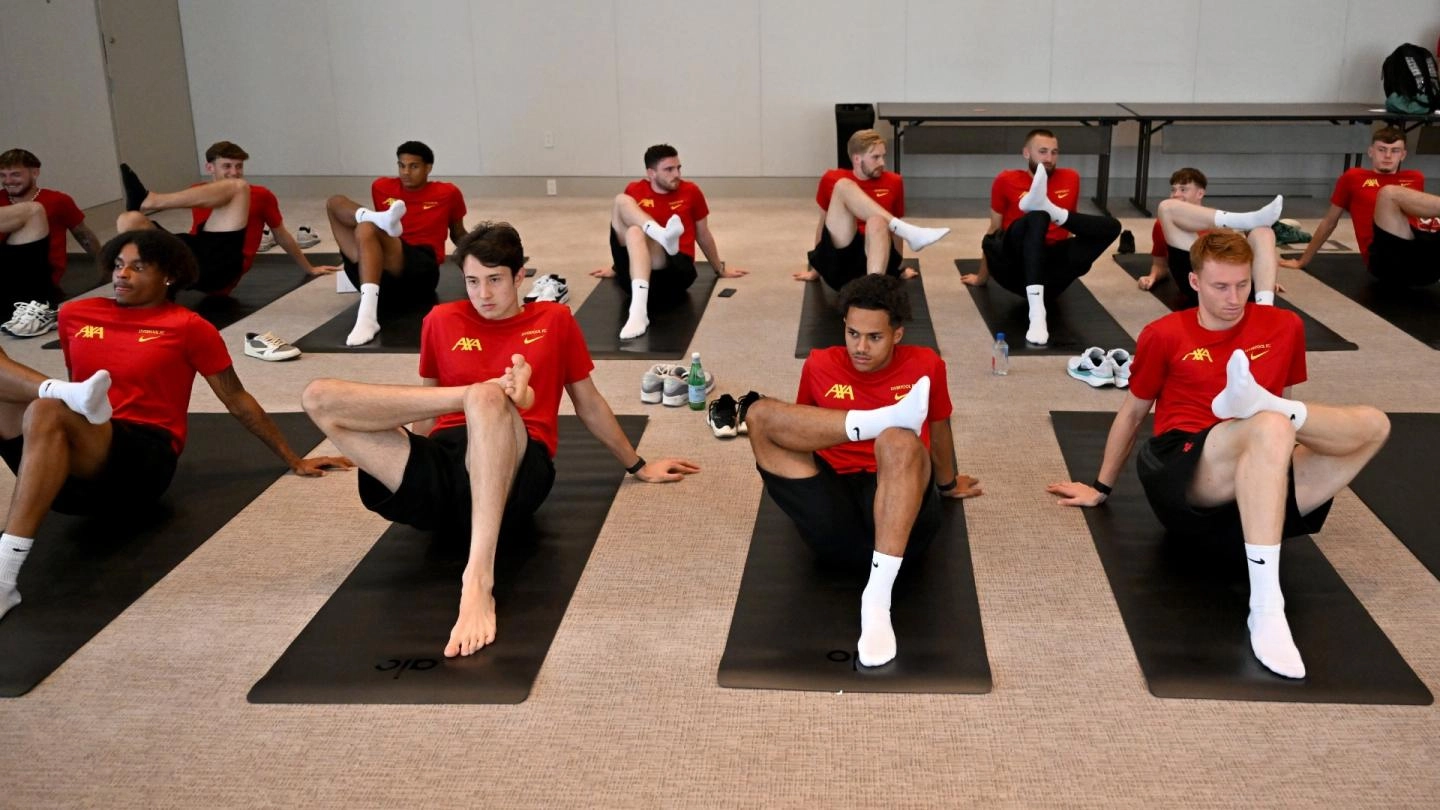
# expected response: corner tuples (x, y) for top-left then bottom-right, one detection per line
(74, 325), (104, 340)
(451, 337), (482, 351)
(639, 199), (655, 209)
(1183, 348), (1213, 363)
(383, 197), (402, 207)
(824, 384), (855, 400)
(137, 329), (166, 343)
(1363, 179), (1381, 188)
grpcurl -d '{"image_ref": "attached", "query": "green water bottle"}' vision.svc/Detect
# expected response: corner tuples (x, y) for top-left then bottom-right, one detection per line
(688, 352), (706, 410)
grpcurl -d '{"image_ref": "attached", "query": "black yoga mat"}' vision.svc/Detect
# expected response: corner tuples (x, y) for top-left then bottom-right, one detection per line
(794, 260), (939, 358)
(955, 259), (1133, 357)
(292, 261), (463, 354)
(1051, 410), (1430, 705)
(248, 415), (645, 705)
(1112, 253), (1356, 352)
(717, 491), (990, 694)
(43, 254), (329, 350)
(572, 263), (718, 360)
(1295, 253), (1440, 350)
(0, 412), (324, 697)
(1346, 412), (1440, 583)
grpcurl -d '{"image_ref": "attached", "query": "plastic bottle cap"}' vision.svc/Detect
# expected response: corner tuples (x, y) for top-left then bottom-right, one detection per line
(692, 352), (701, 361)
(996, 332), (1006, 341)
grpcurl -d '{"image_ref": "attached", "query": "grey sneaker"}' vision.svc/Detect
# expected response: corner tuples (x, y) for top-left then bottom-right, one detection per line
(662, 365), (713, 407)
(295, 226), (322, 249)
(243, 331), (301, 361)
(258, 227), (277, 252)
(640, 364), (674, 404)
(4, 301), (57, 338)
(524, 273), (570, 304)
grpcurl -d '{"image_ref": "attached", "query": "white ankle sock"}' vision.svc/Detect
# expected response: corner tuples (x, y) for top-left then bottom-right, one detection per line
(620, 280), (650, 340)
(1244, 542), (1305, 678)
(1214, 195), (1282, 230)
(1253, 290), (1275, 306)
(844, 377), (929, 441)
(346, 283), (382, 346)
(642, 215), (682, 256)
(858, 551), (903, 667)
(0, 532), (33, 621)
(1211, 349), (1308, 429)
(887, 218), (951, 251)
(1024, 285), (1049, 345)
(355, 201), (406, 237)
(1017, 164), (1070, 225)
(39, 371), (112, 425)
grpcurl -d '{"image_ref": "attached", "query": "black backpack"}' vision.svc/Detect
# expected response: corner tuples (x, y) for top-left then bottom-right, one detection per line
(1382, 43), (1440, 113)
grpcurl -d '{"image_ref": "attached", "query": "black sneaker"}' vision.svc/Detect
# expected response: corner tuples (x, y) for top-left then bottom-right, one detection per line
(1117, 229), (1135, 254)
(119, 163), (149, 212)
(707, 394), (739, 438)
(735, 391), (762, 435)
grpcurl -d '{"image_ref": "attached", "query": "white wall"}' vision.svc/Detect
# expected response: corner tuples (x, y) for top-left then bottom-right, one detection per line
(0, 0), (120, 208)
(177, 0), (1440, 180)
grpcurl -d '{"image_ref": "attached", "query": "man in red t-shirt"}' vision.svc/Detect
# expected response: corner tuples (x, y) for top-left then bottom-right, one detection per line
(593, 143), (747, 340)
(797, 130), (950, 291)
(0, 148), (102, 335)
(743, 274), (981, 668)
(962, 129), (1122, 346)
(1048, 231), (1389, 680)
(0, 229), (350, 622)
(1281, 127), (1440, 285)
(304, 222), (699, 658)
(116, 142), (340, 298)
(324, 140), (468, 346)
(1141, 166), (1285, 307)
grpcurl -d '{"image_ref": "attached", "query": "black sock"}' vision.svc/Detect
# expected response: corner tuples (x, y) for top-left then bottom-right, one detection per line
(120, 163), (149, 212)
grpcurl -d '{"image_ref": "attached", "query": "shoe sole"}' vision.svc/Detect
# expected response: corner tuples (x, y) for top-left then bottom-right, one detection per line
(640, 389), (663, 404)
(707, 417), (738, 438)
(1066, 368), (1113, 388)
(661, 392), (686, 407)
(244, 348), (300, 361)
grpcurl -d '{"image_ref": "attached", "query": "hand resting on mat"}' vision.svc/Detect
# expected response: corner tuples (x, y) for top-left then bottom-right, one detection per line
(633, 458), (701, 483)
(941, 474), (984, 499)
(291, 456), (355, 477)
(1046, 480), (1106, 507)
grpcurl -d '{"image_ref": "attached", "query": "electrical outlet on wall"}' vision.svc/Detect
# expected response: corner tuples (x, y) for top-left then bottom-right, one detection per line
(546, 179), (557, 196)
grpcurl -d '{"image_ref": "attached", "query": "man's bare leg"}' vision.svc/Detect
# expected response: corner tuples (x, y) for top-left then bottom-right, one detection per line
(859, 428), (932, 666)
(827, 179), (949, 253)
(1373, 185), (1440, 238)
(324, 195), (408, 346)
(1157, 198), (1283, 303)
(0, 202), (48, 244)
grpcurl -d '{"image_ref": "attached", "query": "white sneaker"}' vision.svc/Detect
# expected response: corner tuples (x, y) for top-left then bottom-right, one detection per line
(258, 227), (277, 252)
(524, 273), (570, 304)
(243, 331), (302, 361)
(295, 226), (322, 249)
(1, 301), (30, 333)
(3, 301), (57, 338)
(1106, 348), (1132, 389)
(1066, 347), (1115, 388)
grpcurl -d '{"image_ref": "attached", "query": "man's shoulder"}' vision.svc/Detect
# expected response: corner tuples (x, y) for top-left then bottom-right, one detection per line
(880, 171), (904, 186)
(1055, 167), (1081, 183)
(249, 184), (277, 200)
(38, 188), (77, 205)
(623, 179), (650, 196)
(803, 345), (849, 370)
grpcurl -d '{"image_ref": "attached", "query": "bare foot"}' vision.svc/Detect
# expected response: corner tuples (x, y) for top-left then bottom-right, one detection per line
(1138, 275), (1156, 290)
(505, 353), (535, 410)
(900, 265), (920, 279)
(444, 584), (497, 657)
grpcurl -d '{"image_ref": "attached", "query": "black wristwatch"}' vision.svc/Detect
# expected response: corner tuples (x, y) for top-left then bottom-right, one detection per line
(1092, 480), (1113, 496)
(626, 456), (647, 475)
(937, 479), (959, 493)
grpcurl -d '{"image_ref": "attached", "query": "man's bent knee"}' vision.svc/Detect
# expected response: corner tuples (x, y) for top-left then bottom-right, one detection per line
(300, 378), (342, 419)
(462, 381), (511, 420)
(874, 427), (925, 465)
(115, 211), (150, 232)
(1356, 406), (1391, 446)
(21, 398), (80, 437)
(1241, 411), (1298, 456)
(1247, 226), (1276, 249)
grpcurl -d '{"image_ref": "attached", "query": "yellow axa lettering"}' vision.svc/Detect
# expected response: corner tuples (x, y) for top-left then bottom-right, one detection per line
(1362, 178), (1380, 188)
(451, 337), (483, 351)
(824, 384), (855, 400)
(75, 325), (104, 340)
(384, 197), (402, 207)
(639, 198), (655, 208)
(1183, 347), (1213, 362)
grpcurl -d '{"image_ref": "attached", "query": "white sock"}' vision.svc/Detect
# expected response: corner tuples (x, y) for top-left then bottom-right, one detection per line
(1024, 285), (1048, 345)
(619, 280), (650, 340)
(887, 217), (951, 252)
(843, 376), (929, 441)
(346, 283), (382, 346)
(38, 371), (112, 425)
(1211, 349), (1308, 429)
(1214, 195), (1282, 230)
(0, 532), (33, 621)
(355, 200), (406, 238)
(1253, 290), (1275, 306)
(642, 215), (682, 256)
(1244, 542), (1305, 678)
(857, 551), (903, 667)
(1017, 164), (1070, 226)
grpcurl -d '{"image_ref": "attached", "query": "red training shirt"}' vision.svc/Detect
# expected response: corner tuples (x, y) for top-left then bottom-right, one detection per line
(58, 298), (233, 453)
(1128, 303), (1306, 436)
(418, 300), (594, 457)
(372, 177), (467, 262)
(1330, 168), (1425, 261)
(991, 168), (1080, 245)
(1, 189), (85, 284)
(623, 180), (710, 258)
(815, 169), (905, 234)
(796, 344), (952, 475)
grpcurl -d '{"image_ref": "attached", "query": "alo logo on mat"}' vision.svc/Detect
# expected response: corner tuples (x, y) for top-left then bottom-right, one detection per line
(375, 658), (439, 679)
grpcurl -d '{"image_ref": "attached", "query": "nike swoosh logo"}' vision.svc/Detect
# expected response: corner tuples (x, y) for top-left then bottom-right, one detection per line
(522, 336), (544, 344)
(137, 335), (163, 343)
(852, 427), (860, 440)
(894, 393), (907, 401)
(872, 561), (879, 568)
(1249, 351), (1269, 360)
(1248, 557), (1265, 565)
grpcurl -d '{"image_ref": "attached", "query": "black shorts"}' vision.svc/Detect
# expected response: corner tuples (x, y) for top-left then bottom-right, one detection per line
(607, 228), (697, 307)
(807, 225), (903, 291)
(1137, 426), (1333, 544)
(758, 453), (942, 569)
(177, 229), (246, 294)
(0, 419), (178, 516)
(1165, 245), (1200, 306)
(0, 239), (61, 307)
(342, 241), (442, 307)
(1366, 225), (1440, 286)
(357, 426), (555, 535)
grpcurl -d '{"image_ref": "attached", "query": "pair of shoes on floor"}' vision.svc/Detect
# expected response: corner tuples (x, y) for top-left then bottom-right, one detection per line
(641, 363), (714, 406)
(243, 331), (301, 361)
(1, 301), (57, 338)
(523, 273), (570, 304)
(707, 391), (761, 438)
(1067, 347), (1131, 388)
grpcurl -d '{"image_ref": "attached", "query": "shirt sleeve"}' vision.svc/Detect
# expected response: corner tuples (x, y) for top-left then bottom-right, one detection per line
(371, 178), (386, 210)
(1286, 314), (1307, 387)
(184, 315), (234, 377)
(561, 311), (595, 385)
(926, 351), (952, 421)
(690, 185), (710, 221)
(449, 184), (467, 221)
(57, 194), (84, 230)
(1057, 170), (1080, 213)
(989, 174), (1008, 216)
(1127, 324), (1167, 401)
(1150, 221), (1167, 257)
(816, 172), (835, 211)
(1330, 172), (1352, 209)
(257, 188), (284, 228)
(418, 311), (439, 380)
(892, 174), (905, 219)
(796, 353), (820, 406)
